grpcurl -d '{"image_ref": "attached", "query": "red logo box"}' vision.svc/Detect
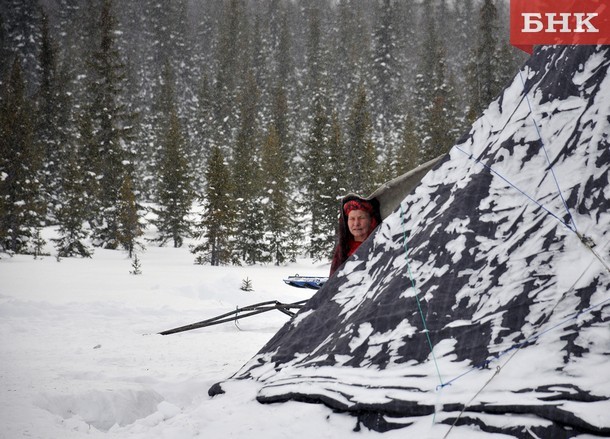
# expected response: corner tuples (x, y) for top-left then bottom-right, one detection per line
(511, 0), (610, 53)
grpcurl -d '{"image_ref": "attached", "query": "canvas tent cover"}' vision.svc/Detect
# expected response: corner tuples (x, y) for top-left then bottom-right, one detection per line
(210, 45), (610, 437)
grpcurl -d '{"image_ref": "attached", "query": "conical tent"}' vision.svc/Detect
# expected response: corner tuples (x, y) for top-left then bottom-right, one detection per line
(210, 45), (610, 437)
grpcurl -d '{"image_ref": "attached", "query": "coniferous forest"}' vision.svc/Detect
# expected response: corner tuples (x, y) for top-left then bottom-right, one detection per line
(0, 0), (525, 265)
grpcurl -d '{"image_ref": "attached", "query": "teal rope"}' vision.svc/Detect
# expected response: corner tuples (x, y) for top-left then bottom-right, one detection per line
(400, 204), (444, 388)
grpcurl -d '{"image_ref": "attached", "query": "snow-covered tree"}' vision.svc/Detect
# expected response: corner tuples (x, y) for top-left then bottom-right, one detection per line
(345, 82), (377, 195)
(395, 112), (421, 175)
(318, 111), (347, 260)
(151, 107), (193, 248)
(0, 13), (9, 81)
(86, 0), (137, 249)
(35, 11), (67, 220)
(413, 0), (460, 162)
(52, 139), (93, 259)
(2, 0), (42, 94)
(116, 174), (143, 258)
(151, 63), (194, 248)
(192, 145), (235, 266)
(465, 0), (501, 121)
(371, 0), (403, 126)
(332, 0), (371, 116)
(302, 97), (345, 260)
(214, 0), (248, 140)
(0, 59), (43, 254)
(465, 0), (523, 122)
(231, 72), (266, 264)
(260, 124), (293, 265)
(0, 0), (525, 261)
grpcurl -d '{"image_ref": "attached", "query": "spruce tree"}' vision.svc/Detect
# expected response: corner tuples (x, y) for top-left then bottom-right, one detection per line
(327, 111), (348, 193)
(31, 226), (47, 259)
(53, 140), (93, 258)
(191, 73), (214, 191)
(394, 0), (418, 79)
(394, 112), (421, 175)
(318, 111), (347, 260)
(454, 0), (477, 63)
(275, 6), (293, 92)
(2, 0), (42, 94)
(464, 0), (523, 123)
(76, 106), (101, 228)
(0, 13), (8, 81)
(465, 0), (502, 122)
(0, 0), (531, 261)
(260, 124), (292, 265)
(214, 0), (247, 138)
(371, 0), (405, 168)
(124, 0), (164, 202)
(36, 10), (65, 220)
(332, 0), (371, 114)
(345, 82), (377, 195)
(231, 72), (265, 264)
(116, 174), (143, 258)
(271, 86), (291, 164)
(304, 6), (324, 102)
(52, 0), (99, 173)
(86, 0), (136, 249)
(413, 1), (460, 162)
(304, 95), (331, 259)
(293, 5), (333, 261)
(130, 253), (142, 275)
(192, 145), (235, 266)
(371, 0), (402, 126)
(0, 59), (43, 254)
(36, 10), (60, 201)
(152, 106), (194, 248)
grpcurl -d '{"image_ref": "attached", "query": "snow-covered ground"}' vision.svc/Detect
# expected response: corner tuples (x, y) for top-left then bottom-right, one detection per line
(0, 228), (317, 438)
(0, 229), (509, 438)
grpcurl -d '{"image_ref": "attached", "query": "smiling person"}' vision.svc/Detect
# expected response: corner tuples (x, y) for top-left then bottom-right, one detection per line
(329, 195), (382, 276)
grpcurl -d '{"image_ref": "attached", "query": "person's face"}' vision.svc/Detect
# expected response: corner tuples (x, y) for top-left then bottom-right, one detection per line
(347, 209), (372, 242)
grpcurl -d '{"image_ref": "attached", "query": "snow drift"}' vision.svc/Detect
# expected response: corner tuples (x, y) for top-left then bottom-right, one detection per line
(210, 45), (610, 437)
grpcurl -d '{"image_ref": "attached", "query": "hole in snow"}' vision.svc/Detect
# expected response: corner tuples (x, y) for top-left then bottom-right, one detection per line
(35, 387), (165, 431)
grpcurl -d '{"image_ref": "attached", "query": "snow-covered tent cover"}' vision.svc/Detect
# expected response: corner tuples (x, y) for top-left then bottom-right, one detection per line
(210, 45), (610, 437)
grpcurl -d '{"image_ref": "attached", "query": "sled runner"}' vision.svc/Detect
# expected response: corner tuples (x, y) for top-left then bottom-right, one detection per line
(159, 299), (308, 335)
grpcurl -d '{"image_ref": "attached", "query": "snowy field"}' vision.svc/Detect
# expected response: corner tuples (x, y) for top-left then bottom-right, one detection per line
(0, 228), (513, 439)
(0, 227), (316, 438)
